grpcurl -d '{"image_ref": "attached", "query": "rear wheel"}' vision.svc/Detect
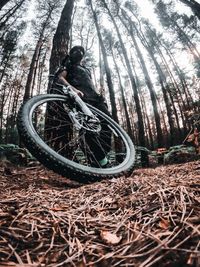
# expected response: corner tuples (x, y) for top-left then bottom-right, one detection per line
(17, 94), (135, 183)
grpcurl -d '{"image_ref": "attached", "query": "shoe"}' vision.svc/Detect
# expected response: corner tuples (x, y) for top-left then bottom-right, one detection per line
(101, 161), (113, 168)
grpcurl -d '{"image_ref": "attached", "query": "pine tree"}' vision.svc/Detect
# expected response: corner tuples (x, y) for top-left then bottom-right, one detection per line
(0, 0), (11, 10)
(23, 0), (60, 101)
(100, 0), (145, 146)
(179, 0), (200, 19)
(87, 0), (119, 123)
(49, 0), (75, 76)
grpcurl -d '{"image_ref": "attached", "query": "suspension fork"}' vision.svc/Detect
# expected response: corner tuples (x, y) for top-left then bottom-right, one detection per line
(62, 86), (94, 117)
(62, 86), (100, 131)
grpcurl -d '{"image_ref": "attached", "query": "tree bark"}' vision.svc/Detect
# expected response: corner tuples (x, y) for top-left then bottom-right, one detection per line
(111, 46), (133, 139)
(23, 4), (56, 101)
(37, 47), (48, 95)
(157, 47), (188, 133)
(179, 0), (200, 19)
(49, 0), (75, 76)
(0, 0), (25, 30)
(101, 0), (145, 146)
(155, 1), (200, 59)
(0, 0), (10, 10)
(122, 9), (180, 145)
(88, 0), (119, 123)
(139, 37), (176, 145)
(120, 13), (163, 147)
(23, 39), (43, 102)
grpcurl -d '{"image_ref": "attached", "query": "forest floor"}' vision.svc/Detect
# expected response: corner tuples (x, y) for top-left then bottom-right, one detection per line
(0, 160), (199, 267)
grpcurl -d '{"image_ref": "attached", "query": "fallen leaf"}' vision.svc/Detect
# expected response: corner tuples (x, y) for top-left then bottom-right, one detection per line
(100, 230), (122, 245)
(159, 217), (170, 229)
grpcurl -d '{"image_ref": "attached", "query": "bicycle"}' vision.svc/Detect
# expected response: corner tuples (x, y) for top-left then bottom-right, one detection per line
(17, 85), (135, 183)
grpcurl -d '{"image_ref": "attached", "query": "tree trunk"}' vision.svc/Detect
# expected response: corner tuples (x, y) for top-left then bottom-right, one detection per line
(101, 0), (145, 146)
(122, 9), (178, 145)
(179, 0), (200, 19)
(157, 48), (188, 133)
(24, 4), (56, 101)
(156, 95), (169, 144)
(23, 39), (43, 102)
(30, 45), (43, 97)
(167, 51), (194, 108)
(37, 47), (48, 95)
(88, 0), (119, 123)
(0, 50), (13, 83)
(5, 87), (14, 143)
(0, 77), (9, 142)
(120, 13), (163, 147)
(49, 0), (75, 76)
(0, 0), (25, 30)
(145, 23), (194, 109)
(99, 44), (105, 96)
(69, 5), (77, 50)
(111, 46), (133, 138)
(0, 0), (10, 10)
(155, 1), (200, 59)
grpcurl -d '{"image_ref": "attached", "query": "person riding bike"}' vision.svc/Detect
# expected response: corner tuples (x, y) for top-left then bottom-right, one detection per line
(53, 45), (112, 167)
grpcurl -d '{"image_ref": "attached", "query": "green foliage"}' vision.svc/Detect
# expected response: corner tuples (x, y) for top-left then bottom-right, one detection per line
(0, 143), (35, 165)
(164, 145), (197, 164)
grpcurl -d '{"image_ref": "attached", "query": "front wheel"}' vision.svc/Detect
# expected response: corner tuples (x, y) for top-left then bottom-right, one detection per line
(17, 94), (135, 183)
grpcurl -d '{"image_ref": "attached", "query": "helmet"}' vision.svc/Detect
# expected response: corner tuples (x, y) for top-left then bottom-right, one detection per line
(69, 46), (85, 56)
(69, 46), (85, 64)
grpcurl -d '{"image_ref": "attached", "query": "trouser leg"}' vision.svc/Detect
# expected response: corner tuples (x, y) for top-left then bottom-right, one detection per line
(84, 131), (107, 161)
(95, 101), (112, 154)
(82, 99), (112, 162)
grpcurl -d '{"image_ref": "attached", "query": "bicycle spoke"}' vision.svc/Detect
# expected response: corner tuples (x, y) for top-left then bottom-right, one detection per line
(18, 94), (135, 182)
(30, 97), (128, 169)
(45, 134), (67, 143)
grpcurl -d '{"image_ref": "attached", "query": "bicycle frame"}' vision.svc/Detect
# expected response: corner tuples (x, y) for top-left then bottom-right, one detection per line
(61, 85), (101, 133)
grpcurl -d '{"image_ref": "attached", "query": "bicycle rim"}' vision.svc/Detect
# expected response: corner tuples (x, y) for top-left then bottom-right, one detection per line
(18, 94), (135, 181)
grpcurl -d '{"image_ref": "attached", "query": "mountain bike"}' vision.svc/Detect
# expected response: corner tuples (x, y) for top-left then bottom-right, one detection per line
(17, 85), (135, 183)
